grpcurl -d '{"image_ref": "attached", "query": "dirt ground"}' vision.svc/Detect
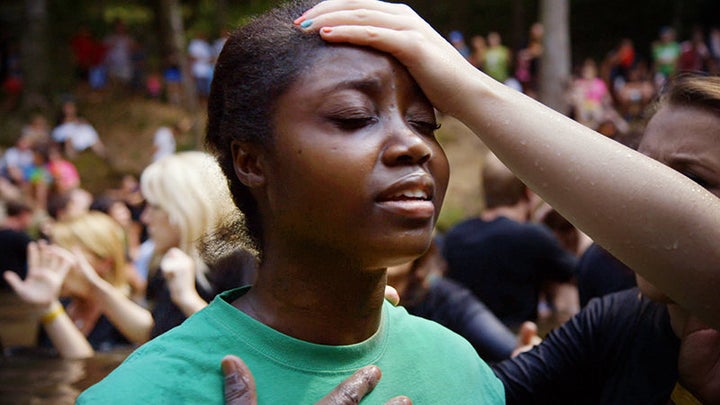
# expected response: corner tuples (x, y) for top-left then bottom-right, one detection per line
(434, 114), (490, 231)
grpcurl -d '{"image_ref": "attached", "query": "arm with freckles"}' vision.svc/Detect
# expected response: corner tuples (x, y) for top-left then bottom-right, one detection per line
(299, 0), (720, 329)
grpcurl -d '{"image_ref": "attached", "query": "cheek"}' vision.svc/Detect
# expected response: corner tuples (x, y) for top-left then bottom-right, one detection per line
(431, 146), (451, 203)
(151, 216), (180, 247)
(272, 143), (374, 206)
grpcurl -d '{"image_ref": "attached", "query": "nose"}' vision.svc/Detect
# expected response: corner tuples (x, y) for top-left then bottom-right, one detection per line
(382, 124), (433, 166)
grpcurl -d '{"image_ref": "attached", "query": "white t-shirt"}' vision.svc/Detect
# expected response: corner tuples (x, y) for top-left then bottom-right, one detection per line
(52, 121), (100, 151)
(188, 39), (213, 79)
(153, 126), (176, 161)
(3, 147), (34, 169)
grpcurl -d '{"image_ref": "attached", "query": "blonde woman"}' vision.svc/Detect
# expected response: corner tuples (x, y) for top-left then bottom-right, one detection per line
(3, 212), (151, 358)
(139, 151), (255, 338)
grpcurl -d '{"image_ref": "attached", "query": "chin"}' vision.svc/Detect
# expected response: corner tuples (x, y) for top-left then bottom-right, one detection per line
(371, 239), (432, 268)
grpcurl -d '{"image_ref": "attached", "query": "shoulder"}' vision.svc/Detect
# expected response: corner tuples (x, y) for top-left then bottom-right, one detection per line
(443, 217), (490, 246)
(518, 221), (556, 238)
(385, 301), (479, 357)
(446, 217), (484, 234)
(383, 303), (505, 404)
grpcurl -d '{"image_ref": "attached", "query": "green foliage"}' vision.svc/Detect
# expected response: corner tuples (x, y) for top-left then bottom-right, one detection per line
(436, 203), (467, 233)
(103, 4), (153, 26)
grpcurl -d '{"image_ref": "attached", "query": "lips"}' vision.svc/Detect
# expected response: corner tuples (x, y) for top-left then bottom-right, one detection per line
(376, 173), (436, 219)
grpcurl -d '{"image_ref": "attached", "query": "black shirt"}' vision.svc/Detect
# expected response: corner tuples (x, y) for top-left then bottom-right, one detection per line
(443, 217), (576, 328)
(493, 288), (679, 404)
(0, 228), (30, 290)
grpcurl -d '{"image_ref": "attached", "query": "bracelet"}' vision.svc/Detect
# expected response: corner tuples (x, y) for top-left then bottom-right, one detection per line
(40, 303), (65, 324)
(671, 382), (703, 405)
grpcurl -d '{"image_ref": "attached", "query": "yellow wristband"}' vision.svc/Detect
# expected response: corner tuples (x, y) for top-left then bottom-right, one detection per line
(40, 303), (65, 324)
(671, 382), (703, 405)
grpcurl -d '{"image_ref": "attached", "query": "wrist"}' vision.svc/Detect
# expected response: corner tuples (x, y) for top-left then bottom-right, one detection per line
(40, 301), (65, 324)
(173, 290), (206, 315)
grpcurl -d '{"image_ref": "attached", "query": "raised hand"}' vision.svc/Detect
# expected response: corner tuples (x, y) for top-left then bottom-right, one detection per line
(161, 247), (207, 315)
(511, 321), (542, 358)
(161, 248), (197, 298)
(62, 246), (101, 298)
(3, 241), (76, 308)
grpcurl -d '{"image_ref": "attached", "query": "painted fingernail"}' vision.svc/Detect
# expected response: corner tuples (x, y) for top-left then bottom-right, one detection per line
(293, 15), (306, 25)
(321, 27), (333, 34)
(300, 19), (313, 28)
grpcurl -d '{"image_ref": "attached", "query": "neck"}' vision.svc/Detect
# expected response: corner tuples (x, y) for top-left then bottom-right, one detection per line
(233, 245), (387, 345)
(481, 204), (528, 222)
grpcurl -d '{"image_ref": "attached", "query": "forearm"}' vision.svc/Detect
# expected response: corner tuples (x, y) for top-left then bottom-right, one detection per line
(172, 290), (208, 317)
(41, 301), (94, 359)
(91, 280), (154, 344)
(455, 73), (720, 328)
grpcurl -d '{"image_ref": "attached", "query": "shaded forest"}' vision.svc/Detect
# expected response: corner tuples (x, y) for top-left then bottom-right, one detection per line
(0, 0), (718, 136)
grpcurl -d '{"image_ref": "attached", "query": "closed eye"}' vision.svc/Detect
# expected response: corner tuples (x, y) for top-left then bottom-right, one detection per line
(409, 120), (441, 136)
(331, 117), (378, 131)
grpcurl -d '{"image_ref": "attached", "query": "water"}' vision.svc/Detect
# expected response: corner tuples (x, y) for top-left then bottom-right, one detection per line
(0, 349), (131, 405)
(0, 292), (130, 404)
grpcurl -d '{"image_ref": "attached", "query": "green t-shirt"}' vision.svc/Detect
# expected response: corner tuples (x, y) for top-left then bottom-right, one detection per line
(78, 287), (504, 404)
(652, 42), (681, 77)
(483, 46), (511, 83)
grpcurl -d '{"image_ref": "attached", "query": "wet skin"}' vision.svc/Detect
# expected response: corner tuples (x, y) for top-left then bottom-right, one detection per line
(232, 46), (449, 344)
(636, 104), (720, 301)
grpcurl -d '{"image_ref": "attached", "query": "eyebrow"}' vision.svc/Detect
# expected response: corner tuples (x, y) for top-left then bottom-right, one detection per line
(322, 76), (428, 104)
(326, 77), (384, 95)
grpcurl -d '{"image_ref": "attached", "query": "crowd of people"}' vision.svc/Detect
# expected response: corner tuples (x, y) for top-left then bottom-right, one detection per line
(1, 0), (719, 404)
(451, 23), (720, 140)
(0, 16), (230, 109)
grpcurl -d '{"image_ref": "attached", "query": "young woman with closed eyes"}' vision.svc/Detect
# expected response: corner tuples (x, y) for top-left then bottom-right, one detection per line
(78, 1), (505, 403)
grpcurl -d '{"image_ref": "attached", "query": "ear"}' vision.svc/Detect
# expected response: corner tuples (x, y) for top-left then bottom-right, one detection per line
(231, 141), (265, 188)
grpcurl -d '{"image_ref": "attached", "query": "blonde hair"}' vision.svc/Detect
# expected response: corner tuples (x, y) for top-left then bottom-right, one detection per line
(659, 74), (720, 113)
(140, 151), (242, 289)
(51, 211), (127, 288)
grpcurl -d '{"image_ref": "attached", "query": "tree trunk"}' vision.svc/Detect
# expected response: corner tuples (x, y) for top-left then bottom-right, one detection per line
(21, 0), (49, 111)
(158, 0), (201, 147)
(215, 0), (228, 32)
(511, 0), (526, 51)
(539, 0), (571, 114)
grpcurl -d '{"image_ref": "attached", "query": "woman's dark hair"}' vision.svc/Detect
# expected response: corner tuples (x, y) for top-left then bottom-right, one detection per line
(90, 194), (121, 214)
(205, 0), (324, 251)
